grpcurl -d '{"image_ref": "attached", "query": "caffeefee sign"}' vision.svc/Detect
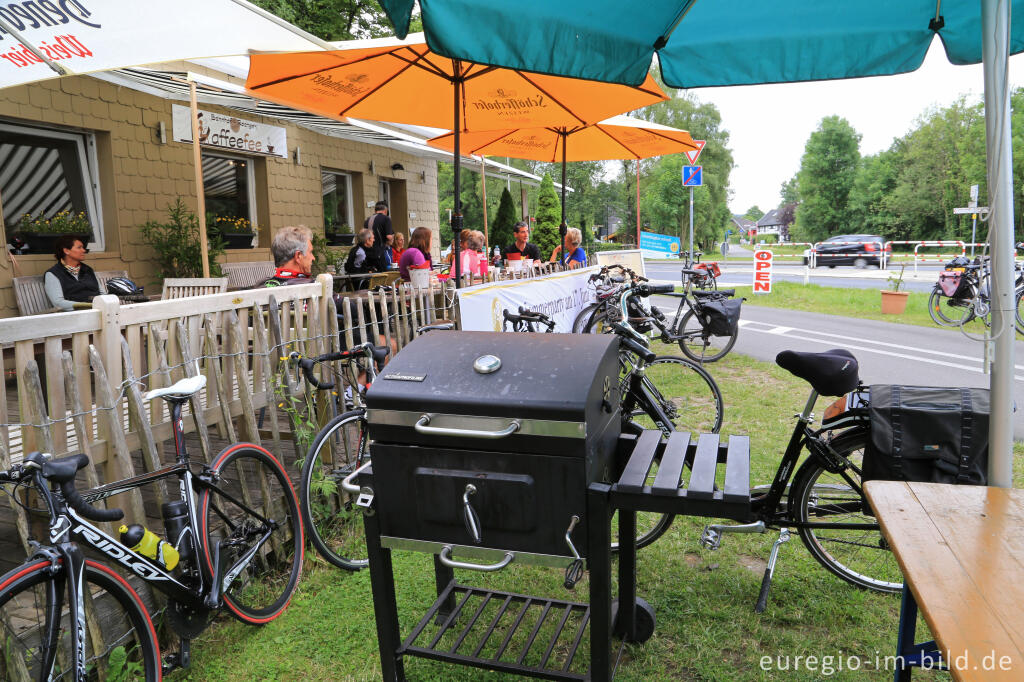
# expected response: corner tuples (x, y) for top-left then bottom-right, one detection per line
(172, 104), (287, 158)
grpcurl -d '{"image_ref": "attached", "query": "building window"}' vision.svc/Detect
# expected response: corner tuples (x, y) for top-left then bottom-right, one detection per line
(203, 153), (256, 246)
(0, 121), (104, 250)
(321, 170), (354, 235)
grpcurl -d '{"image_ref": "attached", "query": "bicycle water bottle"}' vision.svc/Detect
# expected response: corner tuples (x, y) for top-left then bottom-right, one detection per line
(119, 523), (180, 570)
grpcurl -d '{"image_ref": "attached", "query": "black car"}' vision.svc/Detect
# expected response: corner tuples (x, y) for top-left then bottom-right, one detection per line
(806, 234), (889, 268)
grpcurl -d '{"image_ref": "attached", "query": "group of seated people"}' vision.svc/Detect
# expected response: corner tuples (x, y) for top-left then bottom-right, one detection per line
(502, 220), (587, 269)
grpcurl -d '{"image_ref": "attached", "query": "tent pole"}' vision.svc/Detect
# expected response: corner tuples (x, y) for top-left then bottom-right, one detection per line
(452, 64), (463, 288)
(982, 0), (1015, 487)
(189, 80), (210, 279)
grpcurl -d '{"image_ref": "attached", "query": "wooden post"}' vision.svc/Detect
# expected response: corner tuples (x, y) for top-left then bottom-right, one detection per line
(227, 309), (261, 446)
(189, 79), (211, 278)
(121, 338), (168, 507)
(175, 320), (213, 464)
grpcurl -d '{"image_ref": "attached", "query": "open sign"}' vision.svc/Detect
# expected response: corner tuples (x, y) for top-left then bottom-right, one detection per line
(753, 250), (773, 293)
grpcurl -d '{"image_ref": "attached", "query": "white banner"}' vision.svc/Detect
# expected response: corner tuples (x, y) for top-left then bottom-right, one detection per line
(457, 267), (598, 332)
(172, 104), (287, 157)
(0, 0), (325, 91)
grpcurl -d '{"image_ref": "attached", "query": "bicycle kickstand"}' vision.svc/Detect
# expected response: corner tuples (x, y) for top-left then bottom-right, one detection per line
(755, 528), (791, 614)
(163, 638), (191, 675)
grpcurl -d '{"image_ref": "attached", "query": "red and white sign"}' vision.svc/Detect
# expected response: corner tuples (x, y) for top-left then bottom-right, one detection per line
(684, 140), (706, 165)
(753, 249), (773, 293)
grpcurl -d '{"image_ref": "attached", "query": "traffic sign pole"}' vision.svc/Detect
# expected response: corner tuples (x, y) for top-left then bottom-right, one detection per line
(689, 186), (694, 262)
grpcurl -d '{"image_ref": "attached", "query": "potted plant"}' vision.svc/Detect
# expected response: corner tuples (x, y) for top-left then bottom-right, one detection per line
(209, 215), (257, 249)
(881, 263), (909, 314)
(142, 199), (224, 278)
(324, 223), (355, 246)
(12, 210), (93, 253)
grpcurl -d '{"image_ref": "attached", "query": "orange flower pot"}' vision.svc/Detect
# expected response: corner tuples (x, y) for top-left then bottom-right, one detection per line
(880, 290), (909, 314)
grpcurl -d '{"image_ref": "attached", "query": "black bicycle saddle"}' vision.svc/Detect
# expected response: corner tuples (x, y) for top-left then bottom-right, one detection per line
(775, 349), (859, 397)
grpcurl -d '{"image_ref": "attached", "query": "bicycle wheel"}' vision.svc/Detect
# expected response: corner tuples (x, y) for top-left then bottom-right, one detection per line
(0, 558), (161, 680)
(1016, 287), (1024, 335)
(676, 308), (737, 363)
(791, 430), (903, 593)
(928, 284), (975, 327)
(200, 443), (304, 624)
(626, 356), (724, 435)
(572, 303), (602, 333)
(301, 409), (370, 570)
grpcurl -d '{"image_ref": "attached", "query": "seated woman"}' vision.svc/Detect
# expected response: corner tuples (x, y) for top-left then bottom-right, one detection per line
(391, 232), (406, 264)
(44, 234), (100, 311)
(399, 226), (433, 281)
(549, 227), (587, 269)
(342, 228), (379, 289)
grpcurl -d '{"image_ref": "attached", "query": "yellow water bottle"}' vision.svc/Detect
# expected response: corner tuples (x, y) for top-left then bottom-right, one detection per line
(119, 524), (180, 570)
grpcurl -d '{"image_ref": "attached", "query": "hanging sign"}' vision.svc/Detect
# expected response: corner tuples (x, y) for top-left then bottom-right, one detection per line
(753, 249), (773, 293)
(172, 104), (287, 158)
(683, 140), (706, 165)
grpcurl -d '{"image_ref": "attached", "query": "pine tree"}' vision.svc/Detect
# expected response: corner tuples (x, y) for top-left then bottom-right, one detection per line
(491, 187), (517, 253)
(534, 174), (562, 256)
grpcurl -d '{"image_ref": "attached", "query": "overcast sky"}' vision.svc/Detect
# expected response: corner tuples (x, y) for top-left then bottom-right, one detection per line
(688, 42), (1024, 216)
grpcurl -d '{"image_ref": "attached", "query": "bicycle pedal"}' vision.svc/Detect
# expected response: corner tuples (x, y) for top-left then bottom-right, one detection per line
(699, 526), (722, 550)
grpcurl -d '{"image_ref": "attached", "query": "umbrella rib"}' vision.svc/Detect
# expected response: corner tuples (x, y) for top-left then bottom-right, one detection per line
(464, 129), (522, 155)
(592, 124), (643, 160)
(516, 72), (587, 126)
(390, 49), (454, 81)
(334, 48), (440, 117)
(644, 127), (699, 150)
(249, 45), (430, 90)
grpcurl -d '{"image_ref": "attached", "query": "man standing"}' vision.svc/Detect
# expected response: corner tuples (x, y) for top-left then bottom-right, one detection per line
(365, 201), (394, 267)
(504, 221), (541, 261)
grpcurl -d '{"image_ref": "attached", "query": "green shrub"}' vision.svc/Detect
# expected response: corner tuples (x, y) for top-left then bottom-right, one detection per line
(140, 199), (224, 279)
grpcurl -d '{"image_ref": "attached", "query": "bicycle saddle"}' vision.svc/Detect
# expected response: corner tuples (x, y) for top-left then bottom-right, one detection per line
(776, 349), (859, 397)
(144, 375), (208, 401)
(693, 289), (735, 298)
(41, 453), (90, 484)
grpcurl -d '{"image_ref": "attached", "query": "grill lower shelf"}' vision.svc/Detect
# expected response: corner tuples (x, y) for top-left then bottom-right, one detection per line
(400, 581), (592, 681)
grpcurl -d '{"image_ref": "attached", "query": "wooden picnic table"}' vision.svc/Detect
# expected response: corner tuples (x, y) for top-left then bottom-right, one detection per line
(864, 481), (1024, 681)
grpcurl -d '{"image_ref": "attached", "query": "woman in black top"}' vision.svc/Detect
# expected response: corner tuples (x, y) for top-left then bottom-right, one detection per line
(44, 234), (100, 311)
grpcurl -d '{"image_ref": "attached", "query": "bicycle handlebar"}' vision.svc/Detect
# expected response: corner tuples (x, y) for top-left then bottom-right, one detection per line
(3, 452), (124, 522)
(503, 307), (555, 332)
(292, 343), (390, 391)
(62, 479), (124, 522)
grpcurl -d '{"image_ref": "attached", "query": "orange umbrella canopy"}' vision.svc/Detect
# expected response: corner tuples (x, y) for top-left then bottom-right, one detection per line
(245, 35), (668, 130)
(426, 114), (698, 161)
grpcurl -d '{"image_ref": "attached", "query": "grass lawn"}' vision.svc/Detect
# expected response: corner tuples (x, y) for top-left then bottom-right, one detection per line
(169, 347), (1024, 681)
(731, 281), (995, 333)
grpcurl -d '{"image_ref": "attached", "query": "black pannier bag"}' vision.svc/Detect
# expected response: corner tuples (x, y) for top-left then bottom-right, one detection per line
(862, 385), (989, 485)
(700, 297), (742, 336)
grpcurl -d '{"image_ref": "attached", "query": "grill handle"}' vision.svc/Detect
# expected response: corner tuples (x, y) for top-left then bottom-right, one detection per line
(414, 415), (521, 439)
(463, 484), (482, 544)
(341, 461), (373, 494)
(438, 545), (514, 572)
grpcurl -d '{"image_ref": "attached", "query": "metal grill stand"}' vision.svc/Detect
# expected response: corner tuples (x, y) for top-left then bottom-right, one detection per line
(362, 429), (751, 681)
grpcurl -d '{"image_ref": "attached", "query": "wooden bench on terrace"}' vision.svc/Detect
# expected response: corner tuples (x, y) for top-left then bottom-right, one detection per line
(221, 261), (275, 290)
(161, 278), (229, 300)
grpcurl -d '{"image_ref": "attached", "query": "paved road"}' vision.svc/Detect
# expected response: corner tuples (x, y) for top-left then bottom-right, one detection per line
(649, 296), (1024, 438)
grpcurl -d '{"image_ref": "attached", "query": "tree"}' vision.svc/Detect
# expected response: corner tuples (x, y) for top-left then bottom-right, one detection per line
(251, 1), (410, 40)
(793, 116), (861, 243)
(743, 205), (764, 221)
(491, 187), (517, 253)
(780, 175), (799, 204)
(533, 174), (562, 255)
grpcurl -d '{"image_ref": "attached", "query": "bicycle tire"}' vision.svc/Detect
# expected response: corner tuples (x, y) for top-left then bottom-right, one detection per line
(676, 308), (738, 363)
(300, 409), (370, 571)
(0, 558), (161, 681)
(572, 302), (602, 333)
(928, 283), (974, 327)
(790, 430), (903, 593)
(611, 356), (724, 552)
(1016, 286), (1024, 335)
(200, 443), (304, 624)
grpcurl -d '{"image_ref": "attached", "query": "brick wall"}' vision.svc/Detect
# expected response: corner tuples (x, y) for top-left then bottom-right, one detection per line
(0, 75), (441, 317)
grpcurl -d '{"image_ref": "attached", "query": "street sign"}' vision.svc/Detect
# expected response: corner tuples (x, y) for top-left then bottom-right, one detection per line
(954, 206), (989, 215)
(684, 140), (706, 165)
(682, 165), (702, 187)
(970, 184), (980, 202)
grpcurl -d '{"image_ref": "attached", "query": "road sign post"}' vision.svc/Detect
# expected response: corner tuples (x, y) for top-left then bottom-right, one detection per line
(955, 204), (990, 257)
(682, 165), (702, 261)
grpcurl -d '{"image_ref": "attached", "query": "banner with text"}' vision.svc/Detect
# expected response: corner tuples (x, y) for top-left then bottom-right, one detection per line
(172, 104), (287, 158)
(639, 231), (680, 259)
(457, 267), (598, 332)
(753, 249), (773, 293)
(0, 1), (326, 90)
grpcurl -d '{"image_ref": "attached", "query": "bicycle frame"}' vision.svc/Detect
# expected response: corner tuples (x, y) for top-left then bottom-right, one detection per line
(27, 400), (276, 677)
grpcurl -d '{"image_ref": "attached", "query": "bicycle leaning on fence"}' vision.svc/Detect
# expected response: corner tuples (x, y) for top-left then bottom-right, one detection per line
(574, 264), (743, 363)
(0, 374), (303, 679)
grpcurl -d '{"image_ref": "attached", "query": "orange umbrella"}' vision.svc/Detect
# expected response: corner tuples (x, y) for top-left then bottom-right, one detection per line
(428, 115), (699, 246)
(246, 34), (667, 282)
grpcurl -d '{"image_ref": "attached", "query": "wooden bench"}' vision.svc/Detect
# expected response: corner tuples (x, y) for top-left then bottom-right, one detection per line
(161, 277), (229, 300)
(221, 261), (275, 290)
(865, 481), (1024, 680)
(13, 275), (56, 316)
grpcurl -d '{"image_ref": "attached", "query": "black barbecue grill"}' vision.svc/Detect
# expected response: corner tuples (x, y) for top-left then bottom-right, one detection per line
(358, 330), (753, 681)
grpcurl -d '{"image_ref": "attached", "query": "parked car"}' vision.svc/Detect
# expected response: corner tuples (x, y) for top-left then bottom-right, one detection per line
(806, 234), (889, 268)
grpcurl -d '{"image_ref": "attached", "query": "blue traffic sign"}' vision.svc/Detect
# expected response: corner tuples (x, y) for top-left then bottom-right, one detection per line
(682, 165), (702, 187)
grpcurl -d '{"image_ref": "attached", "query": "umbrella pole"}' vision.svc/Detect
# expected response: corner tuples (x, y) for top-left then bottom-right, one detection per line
(480, 156), (488, 250)
(189, 80), (210, 278)
(982, 0), (1014, 486)
(636, 160), (641, 248)
(452, 64), (463, 288)
(560, 136), (567, 260)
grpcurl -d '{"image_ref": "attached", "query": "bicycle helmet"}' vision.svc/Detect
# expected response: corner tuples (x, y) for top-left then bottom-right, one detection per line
(104, 277), (143, 296)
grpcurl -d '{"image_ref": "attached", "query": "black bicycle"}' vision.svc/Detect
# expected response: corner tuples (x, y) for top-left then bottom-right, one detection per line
(291, 343), (389, 571)
(575, 264), (742, 363)
(0, 374), (303, 679)
(503, 306), (556, 333)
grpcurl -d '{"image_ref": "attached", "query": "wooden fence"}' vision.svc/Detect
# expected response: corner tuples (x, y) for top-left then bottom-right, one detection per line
(0, 275), (456, 561)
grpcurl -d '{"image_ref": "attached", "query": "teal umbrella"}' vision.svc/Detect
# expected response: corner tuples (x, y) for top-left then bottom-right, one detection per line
(379, 1), (1024, 88)
(378, 0), (1020, 484)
